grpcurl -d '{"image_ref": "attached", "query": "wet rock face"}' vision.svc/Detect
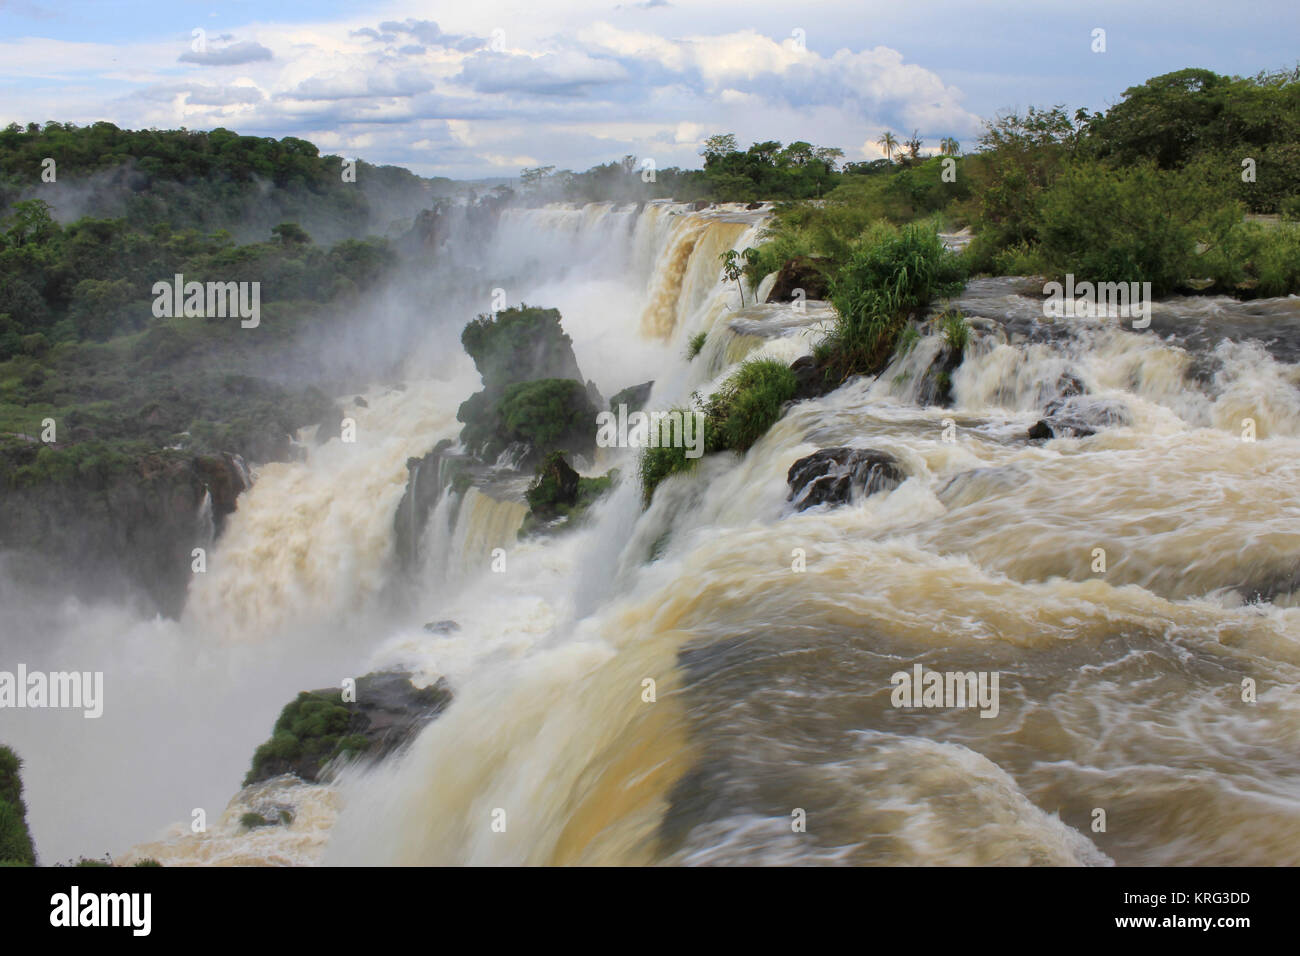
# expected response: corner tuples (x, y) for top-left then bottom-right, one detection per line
(394, 439), (454, 570)
(1238, 560), (1300, 605)
(244, 671), (453, 787)
(1027, 396), (1132, 440)
(609, 381), (653, 412)
(916, 343), (964, 408)
(768, 257), (830, 303)
(789, 355), (835, 402)
(787, 447), (904, 511)
(191, 452), (248, 535)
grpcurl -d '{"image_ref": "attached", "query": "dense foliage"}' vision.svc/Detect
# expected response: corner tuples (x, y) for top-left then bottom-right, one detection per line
(0, 122), (456, 241)
(639, 358), (799, 504)
(0, 745), (36, 865)
(742, 66), (1300, 310)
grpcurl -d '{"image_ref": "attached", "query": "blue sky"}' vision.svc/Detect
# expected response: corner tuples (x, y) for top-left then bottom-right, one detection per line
(1, 1), (1297, 179)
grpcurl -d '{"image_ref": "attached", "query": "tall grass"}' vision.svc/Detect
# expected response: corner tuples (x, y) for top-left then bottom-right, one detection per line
(819, 221), (966, 382)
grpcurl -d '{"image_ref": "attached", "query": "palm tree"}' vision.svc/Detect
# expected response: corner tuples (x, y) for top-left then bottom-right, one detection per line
(904, 130), (923, 161)
(940, 137), (961, 156)
(877, 131), (898, 162)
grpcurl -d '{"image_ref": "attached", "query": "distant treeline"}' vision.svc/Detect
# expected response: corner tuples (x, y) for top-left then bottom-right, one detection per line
(743, 67), (1300, 303)
(0, 122), (459, 243)
(516, 67), (1300, 210)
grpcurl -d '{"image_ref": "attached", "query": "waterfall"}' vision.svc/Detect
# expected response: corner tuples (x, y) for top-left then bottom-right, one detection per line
(8, 201), (1299, 867)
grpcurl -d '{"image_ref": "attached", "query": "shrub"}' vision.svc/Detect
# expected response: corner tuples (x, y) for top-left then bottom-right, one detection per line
(1032, 159), (1240, 296)
(497, 378), (597, 458)
(707, 358), (798, 452)
(687, 331), (708, 360)
(822, 221), (966, 382)
(638, 407), (704, 505)
(244, 692), (359, 786)
(638, 359), (798, 503)
(941, 311), (971, 353)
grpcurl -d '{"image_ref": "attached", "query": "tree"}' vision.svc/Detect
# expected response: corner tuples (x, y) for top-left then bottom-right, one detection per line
(904, 130), (923, 161)
(520, 165), (556, 190)
(720, 249), (745, 307)
(701, 133), (738, 162)
(940, 137), (961, 156)
(271, 222), (311, 245)
(877, 131), (899, 162)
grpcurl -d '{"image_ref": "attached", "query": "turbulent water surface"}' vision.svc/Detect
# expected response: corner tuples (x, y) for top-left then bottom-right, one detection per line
(6, 201), (1299, 866)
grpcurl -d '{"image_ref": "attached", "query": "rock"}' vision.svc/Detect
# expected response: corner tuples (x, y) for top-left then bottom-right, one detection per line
(745, 201), (764, 210)
(1026, 420), (1053, 441)
(916, 343), (964, 408)
(790, 355), (834, 401)
(787, 447), (904, 511)
(423, 620), (460, 635)
(531, 451), (580, 509)
(354, 396), (368, 408)
(609, 381), (654, 413)
(1238, 561), (1300, 604)
(768, 257), (830, 303)
(244, 671), (453, 787)
(191, 452), (249, 534)
(1028, 396), (1131, 440)
(394, 439), (454, 570)
(692, 200), (712, 211)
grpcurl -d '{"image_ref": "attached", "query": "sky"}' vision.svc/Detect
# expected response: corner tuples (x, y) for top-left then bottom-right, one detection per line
(1, 0), (1297, 179)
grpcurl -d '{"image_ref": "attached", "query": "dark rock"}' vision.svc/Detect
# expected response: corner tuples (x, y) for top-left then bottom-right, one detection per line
(790, 355), (835, 401)
(244, 671), (453, 787)
(191, 452), (249, 535)
(745, 201), (764, 210)
(609, 381), (654, 413)
(354, 396), (368, 408)
(394, 439), (454, 570)
(767, 257), (830, 303)
(787, 447), (904, 511)
(0, 448), (254, 618)
(1238, 561), (1300, 604)
(423, 619), (460, 635)
(1026, 420), (1053, 441)
(532, 451), (580, 509)
(692, 200), (712, 211)
(916, 343), (964, 407)
(1054, 372), (1086, 400)
(1028, 396), (1131, 440)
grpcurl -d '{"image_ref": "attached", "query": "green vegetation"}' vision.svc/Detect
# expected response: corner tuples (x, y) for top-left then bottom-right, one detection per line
(704, 358), (799, 452)
(456, 306), (595, 463)
(518, 137), (846, 204)
(244, 692), (370, 786)
(739, 66), (1300, 316)
(459, 305), (580, 390)
(639, 358), (799, 504)
(941, 311), (971, 353)
(0, 745), (36, 865)
(0, 122), (455, 241)
(816, 222), (966, 384)
(686, 331), (708, 360)
(520, 450), (616, 536)
(719, 249), (746, 306)
(460, 377), (597, 463)
(638, 417), (700, 507)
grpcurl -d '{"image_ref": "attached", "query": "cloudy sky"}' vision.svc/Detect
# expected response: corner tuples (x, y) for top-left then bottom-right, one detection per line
(1, 0), (1296, 179)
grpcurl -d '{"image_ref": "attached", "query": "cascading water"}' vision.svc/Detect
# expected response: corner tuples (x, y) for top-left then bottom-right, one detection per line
(7, 201), (1297, 866)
